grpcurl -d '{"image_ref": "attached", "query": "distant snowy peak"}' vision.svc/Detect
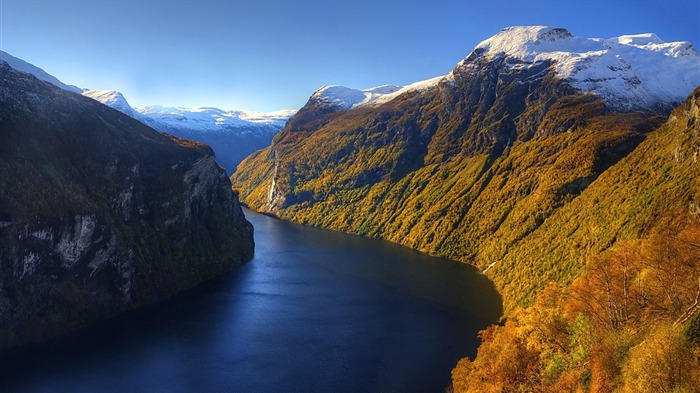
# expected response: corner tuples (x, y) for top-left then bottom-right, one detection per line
(451, 25), (700, 111)
(80, 90), (295, 134)
(310, 86), (364, 109)
(83, 89), (138, 118)
(137, 106), (296, 132)
(0, 50), (82, 94)
(311, 78), (443, 110)
(238, 109), (298, 125)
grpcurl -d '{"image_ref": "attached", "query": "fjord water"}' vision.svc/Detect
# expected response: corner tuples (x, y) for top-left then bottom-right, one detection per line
(0, 209), (501, 393)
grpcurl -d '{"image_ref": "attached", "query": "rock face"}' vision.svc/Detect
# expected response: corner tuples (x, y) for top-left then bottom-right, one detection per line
(231, 26), (699, 311)
(0, 62), (254, 351)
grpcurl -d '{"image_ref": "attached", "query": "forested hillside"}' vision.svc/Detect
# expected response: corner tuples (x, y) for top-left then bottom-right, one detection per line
(452, 87), (700, 392)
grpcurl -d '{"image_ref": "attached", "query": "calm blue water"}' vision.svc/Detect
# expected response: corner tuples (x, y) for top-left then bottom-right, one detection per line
(0, 209), (502, 393)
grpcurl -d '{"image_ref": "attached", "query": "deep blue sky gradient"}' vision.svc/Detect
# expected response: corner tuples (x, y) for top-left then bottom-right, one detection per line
(2, 0), (698, 111)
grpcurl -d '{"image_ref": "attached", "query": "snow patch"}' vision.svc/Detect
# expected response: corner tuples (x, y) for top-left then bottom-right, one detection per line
(19, 252), (40, 281)
(367, 76), (443, 107)
(311, 85), (378, 109)
(311, 78), (443, 110)
(614, 33), (663, 46)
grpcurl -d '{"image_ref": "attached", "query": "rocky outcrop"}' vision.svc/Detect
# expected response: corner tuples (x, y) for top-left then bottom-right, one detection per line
(0, 62), (254, 351)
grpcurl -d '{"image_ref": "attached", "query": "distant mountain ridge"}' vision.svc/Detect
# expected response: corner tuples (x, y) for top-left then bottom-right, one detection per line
(83, 89), (297, 174)
(0, 50), (297, 174)
(137, 105), (296, 132)
(80, 88), (296, 135)
(82, 89), (140, 118)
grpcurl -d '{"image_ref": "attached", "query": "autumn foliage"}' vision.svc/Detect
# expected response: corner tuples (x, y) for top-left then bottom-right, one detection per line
(452, 222), (700, 392)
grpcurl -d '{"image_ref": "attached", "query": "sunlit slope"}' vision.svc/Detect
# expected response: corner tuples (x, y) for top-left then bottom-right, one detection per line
(233, 26), (699, 311)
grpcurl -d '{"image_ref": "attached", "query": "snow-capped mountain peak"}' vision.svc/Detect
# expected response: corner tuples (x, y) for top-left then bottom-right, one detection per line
(448, 25), (700, 111)
(472, 26), (580, 60)
(83, 89), (138, 117)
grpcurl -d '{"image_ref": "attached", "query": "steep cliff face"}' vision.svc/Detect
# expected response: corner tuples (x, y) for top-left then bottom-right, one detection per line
(0, 62), (254, 351)
(232, 27), (698, 311)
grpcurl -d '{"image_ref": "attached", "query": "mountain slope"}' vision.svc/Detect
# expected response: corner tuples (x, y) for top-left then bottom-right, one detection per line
(0, 62), (254, 351)
(232, 26), (699, 311)
(483, 87), (700, 309)
(452, 88), (700, 392)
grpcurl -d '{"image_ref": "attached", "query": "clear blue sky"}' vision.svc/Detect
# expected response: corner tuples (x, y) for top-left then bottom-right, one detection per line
(2, 0), (698, 111)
